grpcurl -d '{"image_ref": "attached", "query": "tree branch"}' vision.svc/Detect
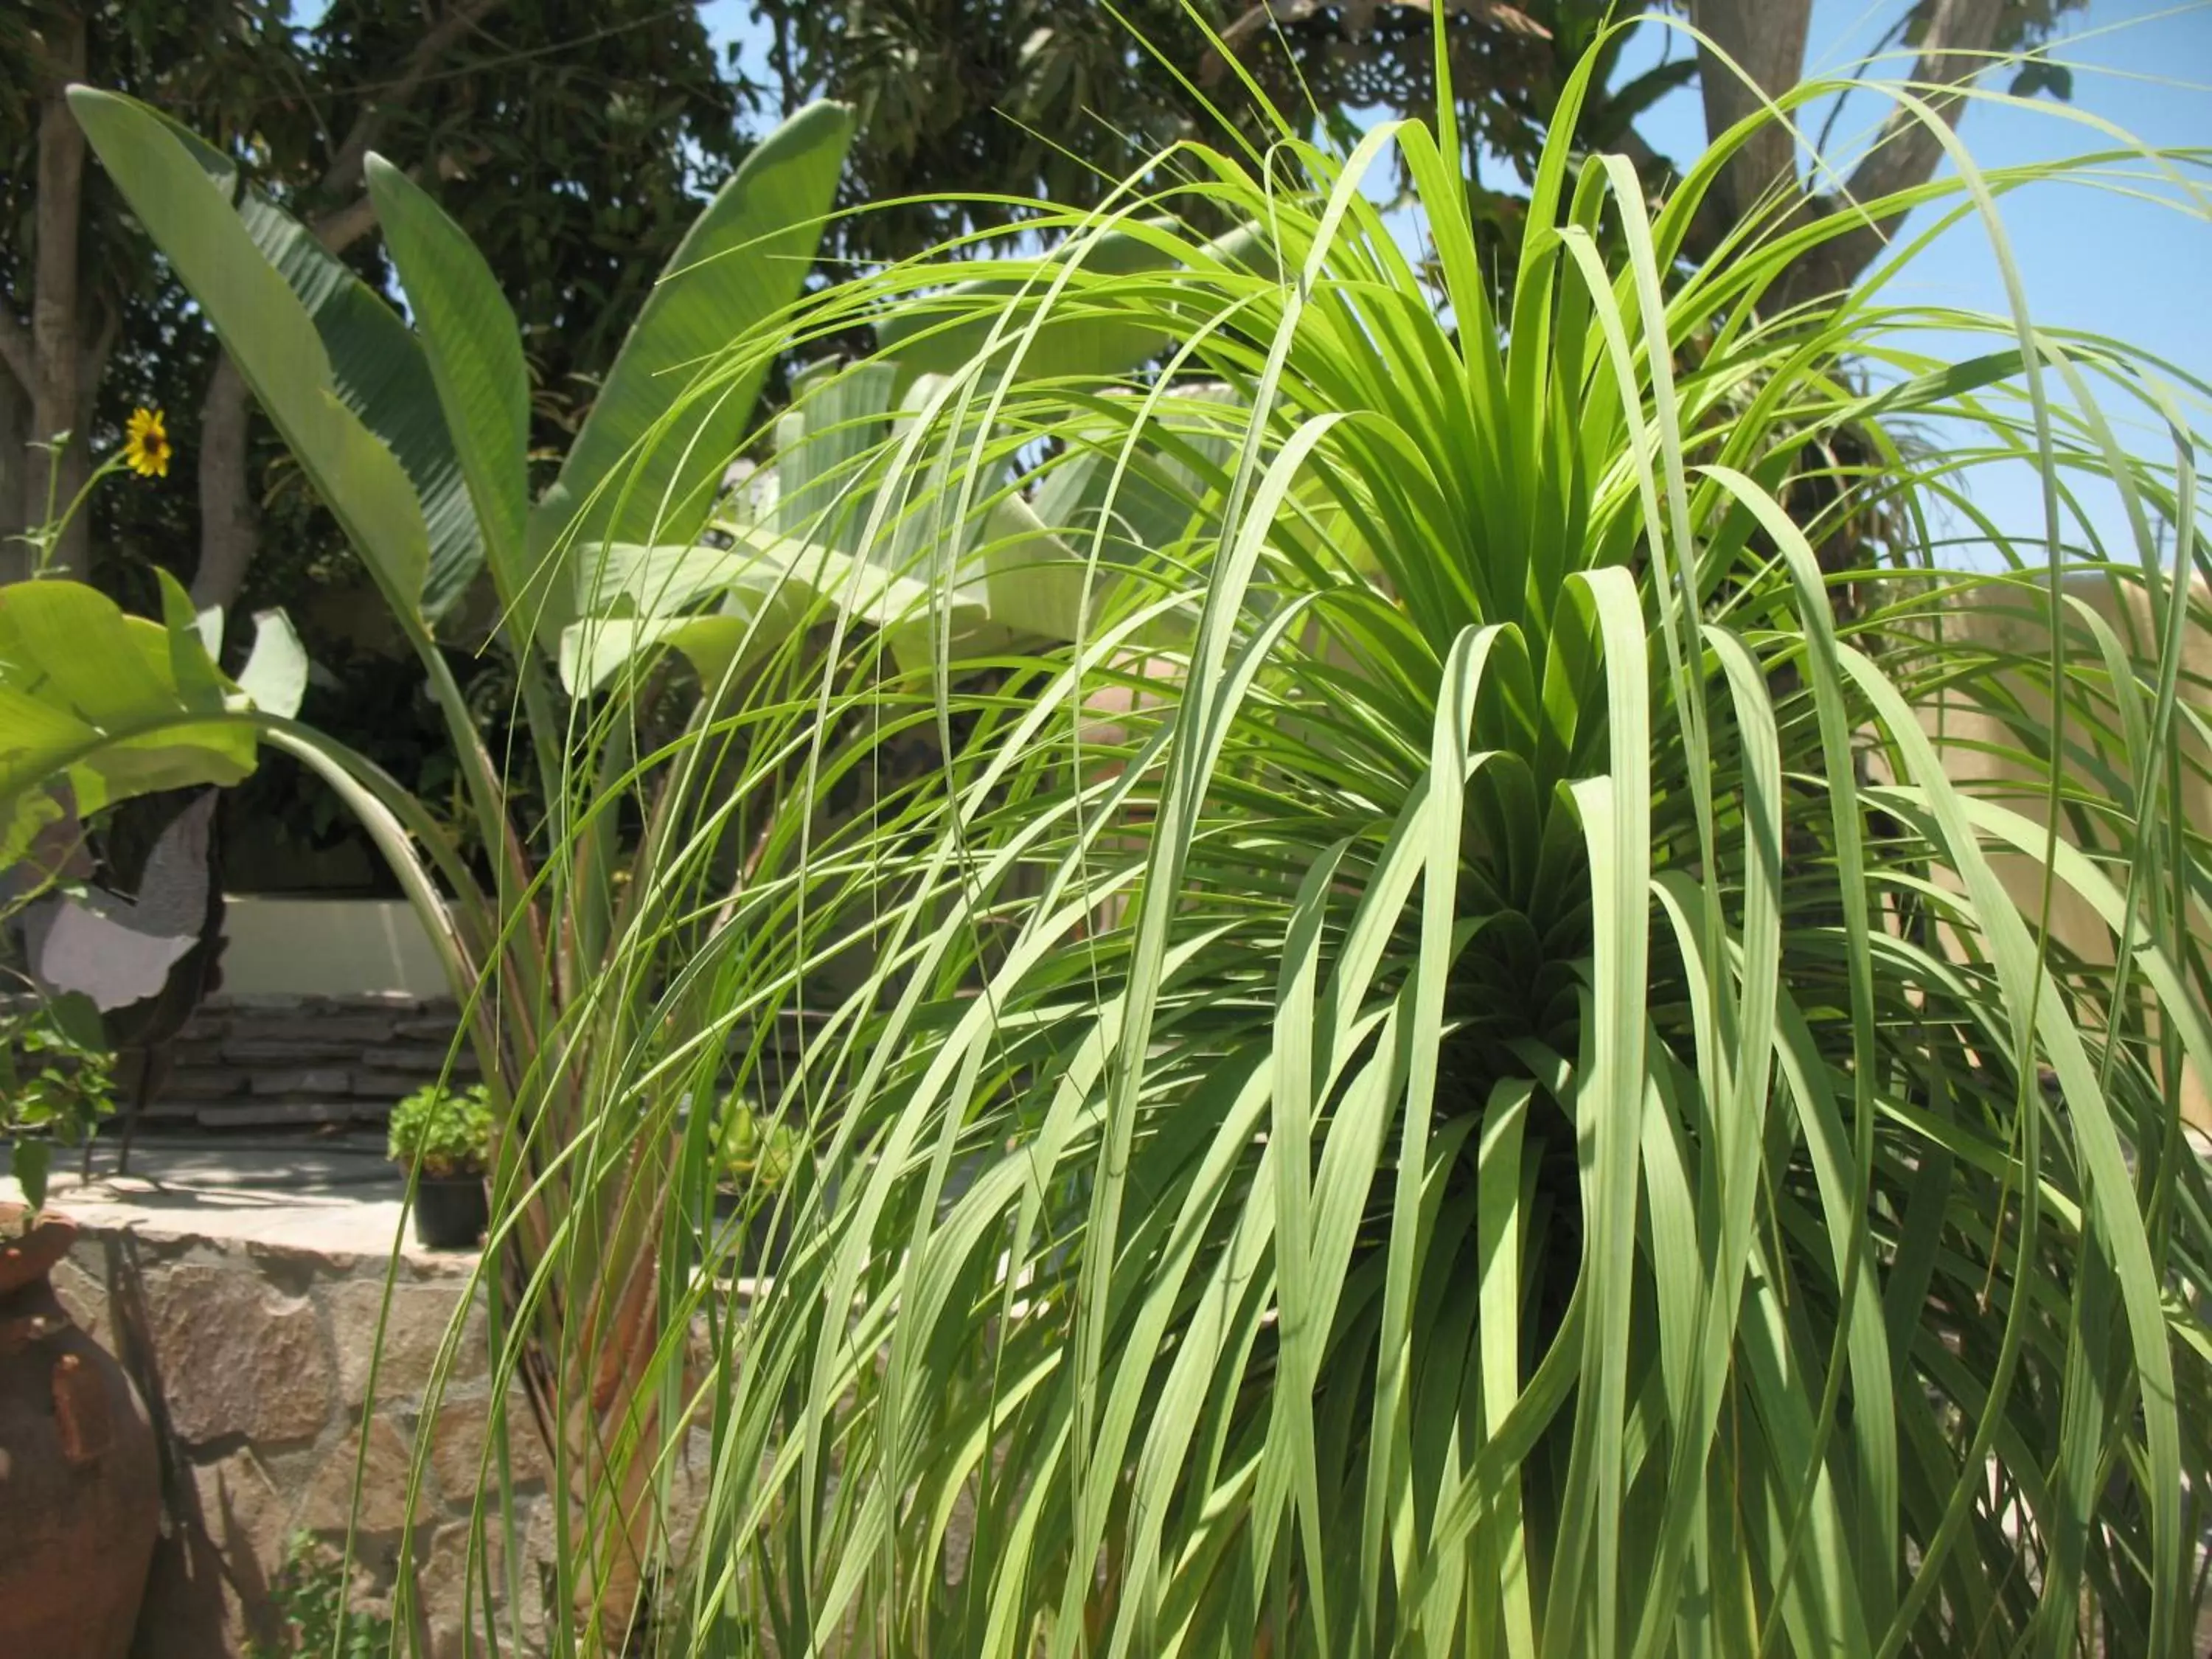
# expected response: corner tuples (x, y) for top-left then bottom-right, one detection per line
(310, 192), (382, 255)
(1208, 1), (1546, 81)
(77, 298), (119, 406)
(1810, 12), (1916, 161)
(318, 0), (507, 201)
(310, 139), (488, 253)
(1778, 0), (2006, 304)
(1836, 0), (2005, 205)
(1220, 0), (1545, 49)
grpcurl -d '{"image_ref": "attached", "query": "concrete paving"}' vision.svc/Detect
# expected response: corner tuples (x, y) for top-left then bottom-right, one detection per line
(2, 1132), (450, 1262)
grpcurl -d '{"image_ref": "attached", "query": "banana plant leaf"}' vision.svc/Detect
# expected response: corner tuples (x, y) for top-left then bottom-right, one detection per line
(527, 100), (855, 641)
(69, 89), (481, 627)
(0, 575), (303, 866)
(363, 155), (532, 634)
(556, 526), (1000, 695)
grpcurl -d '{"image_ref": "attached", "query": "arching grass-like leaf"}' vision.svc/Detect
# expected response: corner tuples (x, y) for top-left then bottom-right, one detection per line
(450, 30), (2212, 1659)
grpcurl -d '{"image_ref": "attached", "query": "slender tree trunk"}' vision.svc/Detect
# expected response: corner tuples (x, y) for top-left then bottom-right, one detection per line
(0, 369), (30, 584)
(191, 355), (258, 609)
(28, 7), (91, 581)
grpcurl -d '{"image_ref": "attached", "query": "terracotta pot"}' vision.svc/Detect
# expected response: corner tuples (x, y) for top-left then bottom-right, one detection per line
(0, 1206), (161, 1659)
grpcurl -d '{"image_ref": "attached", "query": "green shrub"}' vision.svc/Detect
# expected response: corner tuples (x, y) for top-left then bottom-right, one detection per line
(709, 1093), (799, 1198)
(385, 1080), (492, 1178)
(0, 993), (116, 1210)
(523, 37), (2212, 1659)
(244, 1534), (393, 1659)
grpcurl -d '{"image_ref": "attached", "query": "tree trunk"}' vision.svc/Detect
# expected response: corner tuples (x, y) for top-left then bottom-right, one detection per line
(0, 369), (29, 585)
(1773, 0), (2008, 307)
(27, 7), (90, 582)
(1688, 0), (1814, 228)
(1689, 0), (2010, 309)
(190, 355), (258, 609)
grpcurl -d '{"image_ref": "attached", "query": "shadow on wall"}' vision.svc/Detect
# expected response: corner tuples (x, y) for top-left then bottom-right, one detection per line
(53, 1228), (528, 1659)
(100, 1231), (272, 1659)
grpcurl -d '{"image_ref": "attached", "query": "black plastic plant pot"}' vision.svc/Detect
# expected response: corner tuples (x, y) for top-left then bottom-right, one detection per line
(712, 1191), (792, 1276)
(411, 1170), (488, 1251)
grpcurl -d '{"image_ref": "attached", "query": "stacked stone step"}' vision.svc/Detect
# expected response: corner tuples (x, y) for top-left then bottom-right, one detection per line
(159, 992), (474, 1127)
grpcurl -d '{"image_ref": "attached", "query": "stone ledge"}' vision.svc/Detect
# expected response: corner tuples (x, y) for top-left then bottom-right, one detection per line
(52, 1220), (539, 1659)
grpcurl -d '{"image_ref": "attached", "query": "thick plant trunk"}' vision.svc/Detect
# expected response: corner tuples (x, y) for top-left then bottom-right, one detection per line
(1689, 0), (1814, 227)
(27, 8), (90, 581)
(190, 355), (258, 609)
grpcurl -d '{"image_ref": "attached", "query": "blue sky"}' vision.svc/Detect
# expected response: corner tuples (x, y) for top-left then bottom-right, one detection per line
(699, 0), (2208, 562)
(1613, 0), (2212, 560)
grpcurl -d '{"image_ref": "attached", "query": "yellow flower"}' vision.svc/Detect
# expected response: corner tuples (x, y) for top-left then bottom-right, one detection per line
(123, 406), (170, 479)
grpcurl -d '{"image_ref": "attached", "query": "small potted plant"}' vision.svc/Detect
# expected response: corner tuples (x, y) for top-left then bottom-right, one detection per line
(386, 1080), (492, 1251)
(709, 1093), (799, 1274)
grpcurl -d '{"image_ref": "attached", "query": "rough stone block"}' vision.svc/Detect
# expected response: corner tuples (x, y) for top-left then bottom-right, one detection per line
(165, 1068), (256, 1099)
(660, 1425), (719, 1560)
(422, 1505), (551, 1659)
(226, 1012), (398, 1045)
(224, 1038), (358, 1065)
(351, 1070), (439, 1100)
(330, 1278), (484, 1406)
(195, 1102), (357, 1128)
(249, 1068), (355, 1097)
(353, 1044), (463, 1074)
(420, 1520), (504, 1659)
(48, 1254), (115, 1353)
(300, 1416), (430, 1535)
(428, 1388), (547, 1497)
(192, 1446), (290, 1577)
(145, 1262), (336, 1444)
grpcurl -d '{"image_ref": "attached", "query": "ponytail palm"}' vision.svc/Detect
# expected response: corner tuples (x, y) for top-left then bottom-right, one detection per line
(524, 44), (2212, 1658)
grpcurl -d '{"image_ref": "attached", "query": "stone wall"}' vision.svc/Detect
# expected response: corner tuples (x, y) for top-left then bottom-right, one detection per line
(52, 1225), (557, 1659)
(155, 994), (473, 1129)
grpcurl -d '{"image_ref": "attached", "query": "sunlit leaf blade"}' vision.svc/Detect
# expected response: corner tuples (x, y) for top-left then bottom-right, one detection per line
(529, 99), (855, 631)
(0, 579), (259, 863)
(235, 608), (308, 721)
(366, 153), (532, 633)
(69, 88), (441, 625)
